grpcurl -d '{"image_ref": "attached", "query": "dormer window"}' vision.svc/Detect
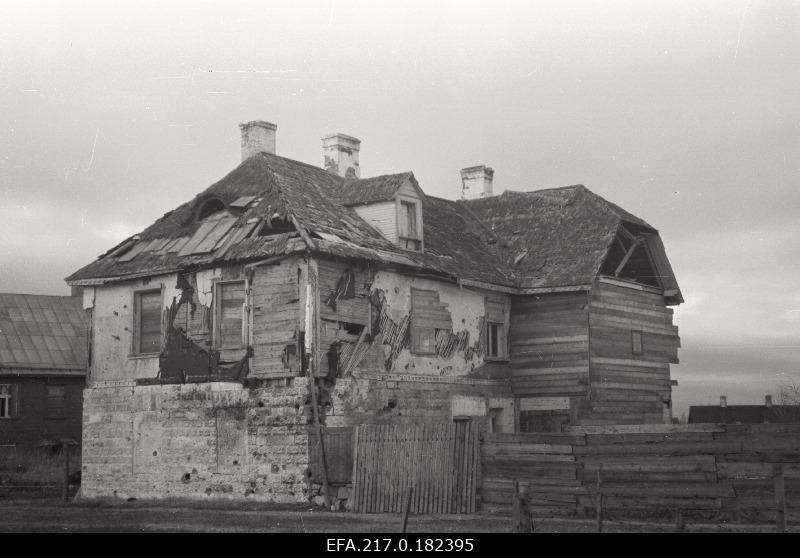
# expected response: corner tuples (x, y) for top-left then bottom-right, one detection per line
(196, 197), (226, 221)
(398, 200), (422, 251)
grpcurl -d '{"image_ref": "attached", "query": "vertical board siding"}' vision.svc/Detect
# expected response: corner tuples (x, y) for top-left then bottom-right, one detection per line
(351, 422), (479, 513)
(250, 259), (302, 378)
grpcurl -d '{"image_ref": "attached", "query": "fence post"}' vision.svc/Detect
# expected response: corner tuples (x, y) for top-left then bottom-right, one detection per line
(674, 509), (684, 533)
(773, 463), (786, 533)
(62, 442), (70, 503)
(401, 486), (413, 533)
(596, 467), (603, 533)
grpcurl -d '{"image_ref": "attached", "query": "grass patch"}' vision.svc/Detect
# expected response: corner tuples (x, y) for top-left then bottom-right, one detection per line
(0, 445), (81, 486)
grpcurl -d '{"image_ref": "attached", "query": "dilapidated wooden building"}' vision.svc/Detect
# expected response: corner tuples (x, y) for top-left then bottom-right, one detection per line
(66, 121), (682, 502)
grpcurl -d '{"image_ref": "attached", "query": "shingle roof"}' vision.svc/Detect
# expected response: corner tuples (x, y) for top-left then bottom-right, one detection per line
(0, 293), (87, 374)
(688, 405), (800, 424)
(334, 172), (418, 206)
(65, 152), (678, 298)
(463, 186), (658, 289)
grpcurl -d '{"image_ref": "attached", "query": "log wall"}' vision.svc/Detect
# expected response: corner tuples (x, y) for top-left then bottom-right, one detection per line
(481, 423), (800, 524)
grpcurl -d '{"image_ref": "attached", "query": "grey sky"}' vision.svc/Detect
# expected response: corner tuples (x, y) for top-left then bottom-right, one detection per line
(1, 0), (798, 413)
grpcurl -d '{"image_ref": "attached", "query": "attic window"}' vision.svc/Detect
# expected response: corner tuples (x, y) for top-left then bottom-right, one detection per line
(197, 198), (226, 221)
(398, 200), (422, 251)
(257, 216), (296, 236)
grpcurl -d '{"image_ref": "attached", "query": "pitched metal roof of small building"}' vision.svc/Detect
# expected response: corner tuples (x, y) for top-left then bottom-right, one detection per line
(0, 293), (87, 375)
(65, 151), (680, 299)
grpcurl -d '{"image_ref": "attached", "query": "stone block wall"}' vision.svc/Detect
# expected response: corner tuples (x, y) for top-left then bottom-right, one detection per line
(81, 378), (312, 502)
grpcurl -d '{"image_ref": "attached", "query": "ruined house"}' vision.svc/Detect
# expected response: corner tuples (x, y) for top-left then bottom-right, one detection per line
(65, 120), (682, 501)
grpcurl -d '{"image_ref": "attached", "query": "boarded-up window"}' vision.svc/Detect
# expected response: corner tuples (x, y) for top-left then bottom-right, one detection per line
(45, 385), (66, 419)
(0, 384), (17, 419)
(399, 201), (421, 251)
(410, 288), (451, 355)
(631, 330), (643, 355)
(216, 281), (246, 348)
(134, 290), (162, 355)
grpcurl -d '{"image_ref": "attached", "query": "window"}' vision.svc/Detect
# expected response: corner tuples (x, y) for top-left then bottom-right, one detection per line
(0, 384), (15, 419)
(45, 385), (66, 419)
(134, 290), (162, 355)
(486, 322), (506, 359)
(631, 330), (643, 355)
(215, 281), (246, 349)
(399, 200), (422, 251)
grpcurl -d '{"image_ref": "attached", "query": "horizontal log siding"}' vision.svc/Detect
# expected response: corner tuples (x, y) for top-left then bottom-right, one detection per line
(480, 423), (800, 523)
(510, 292), (590, 398)
(586, 280), (680, 425)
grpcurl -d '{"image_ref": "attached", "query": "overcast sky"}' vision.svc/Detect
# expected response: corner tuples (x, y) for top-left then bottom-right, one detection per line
(1, 0), (798, 415)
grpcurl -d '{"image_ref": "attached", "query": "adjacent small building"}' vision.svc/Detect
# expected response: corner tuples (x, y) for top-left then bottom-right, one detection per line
(688, 395), (800, 424)
(0, 293), (88, 450)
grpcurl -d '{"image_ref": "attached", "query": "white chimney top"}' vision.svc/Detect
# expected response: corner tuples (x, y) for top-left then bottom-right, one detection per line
(322, 133), (361, 178)
(239, 120), (277, 160)
(460, 165), (494, 200)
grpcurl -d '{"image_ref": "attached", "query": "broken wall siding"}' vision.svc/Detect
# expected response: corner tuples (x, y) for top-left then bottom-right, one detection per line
(81, 379), (312, 502)
(325, 375), (513, 429)
(585, 278), (679, 425)
(371, 271), (506, 377)
(250, 256), (305, 378)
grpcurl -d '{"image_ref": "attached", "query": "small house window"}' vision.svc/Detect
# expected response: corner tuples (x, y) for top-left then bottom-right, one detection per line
(486, 322), (506, 359)
(0, 384), (16, 419)
(134, 290), (162, 355)
(215, 281), (246, 349)
(45, 385), (66, 419)
(399, 201), (422, 251)
(631, 330), (643, 355)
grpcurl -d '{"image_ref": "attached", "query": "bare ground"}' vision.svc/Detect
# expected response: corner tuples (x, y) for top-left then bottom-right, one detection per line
(0, 499), (794, 533)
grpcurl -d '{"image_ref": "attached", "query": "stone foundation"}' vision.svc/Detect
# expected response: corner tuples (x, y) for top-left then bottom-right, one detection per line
(81, 378), (312, 502)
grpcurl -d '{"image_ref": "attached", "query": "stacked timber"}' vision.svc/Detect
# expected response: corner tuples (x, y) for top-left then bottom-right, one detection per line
(481, 432), (584, 516)
(480, 423), (800, 523)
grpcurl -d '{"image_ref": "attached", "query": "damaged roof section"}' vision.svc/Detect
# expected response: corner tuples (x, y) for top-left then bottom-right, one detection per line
(66, 151), (681, 302)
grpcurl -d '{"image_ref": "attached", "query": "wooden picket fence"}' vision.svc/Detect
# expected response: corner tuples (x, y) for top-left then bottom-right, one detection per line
(350, 421), (480, 514)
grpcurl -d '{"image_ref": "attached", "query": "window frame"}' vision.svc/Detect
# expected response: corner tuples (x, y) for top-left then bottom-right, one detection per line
(485, 321), (507, 360)
(631, 330), (643, 356)
(0, 383), (15, 419)
(132, 288), (163, 357)
(396, 195), (424, 252)
(213, 279), (247, 350)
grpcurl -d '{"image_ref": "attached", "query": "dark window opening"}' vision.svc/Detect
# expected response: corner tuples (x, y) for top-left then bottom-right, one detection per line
(257, 217), (296, 236)
(340, 321), (364, 336)
(486, 322), (505, 359)
(197, 198), (226, 221)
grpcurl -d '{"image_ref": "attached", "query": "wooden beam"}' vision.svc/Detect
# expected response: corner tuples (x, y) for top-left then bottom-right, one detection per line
(614, 238), (641, 277)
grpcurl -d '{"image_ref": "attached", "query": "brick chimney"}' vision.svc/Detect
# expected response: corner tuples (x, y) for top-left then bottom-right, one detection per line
(720, 395), (727, 407)
(460, 165), (494, 200)
(765, 394), (773, 407)
(322, 133), (361, 178)
(239, 120), (277, 160)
